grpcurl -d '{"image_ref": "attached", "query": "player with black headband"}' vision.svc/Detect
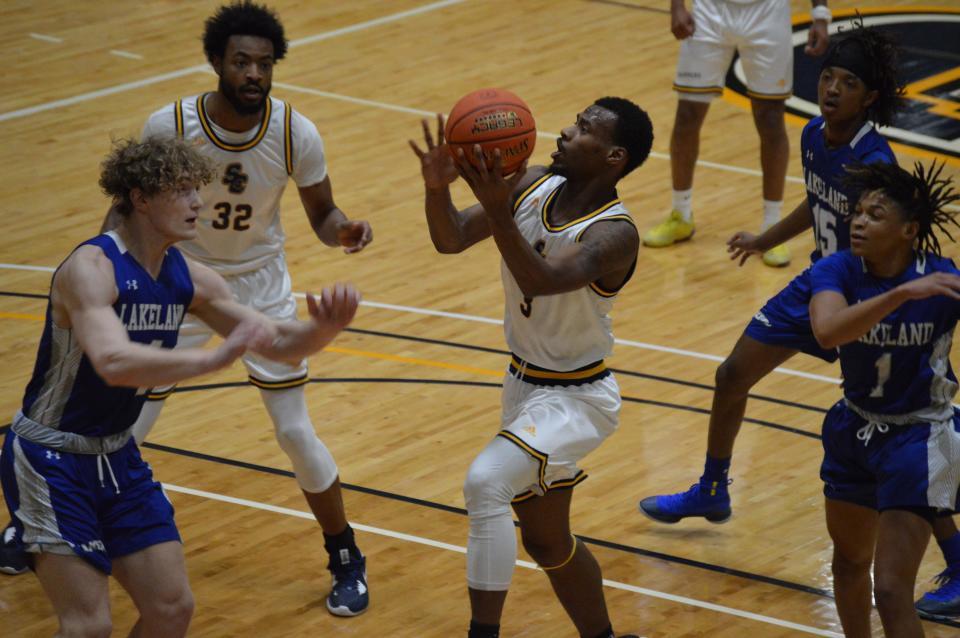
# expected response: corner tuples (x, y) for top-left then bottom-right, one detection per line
(637, 19), (901, 524)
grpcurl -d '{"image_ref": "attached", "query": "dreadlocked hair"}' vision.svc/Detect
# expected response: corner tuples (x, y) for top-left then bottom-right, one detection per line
(832, 14), (905, 126)
(843, 161), (960, 257)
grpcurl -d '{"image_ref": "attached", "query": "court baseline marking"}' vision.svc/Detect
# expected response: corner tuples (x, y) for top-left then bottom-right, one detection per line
(162, 481), (843, 637)
(0, 266), (841, 384)
(3, 1), (807, 187)
(0, 0), (465, 123)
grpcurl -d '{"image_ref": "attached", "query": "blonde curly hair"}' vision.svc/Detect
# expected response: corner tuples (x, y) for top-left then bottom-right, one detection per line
(99, 137), (215, 216)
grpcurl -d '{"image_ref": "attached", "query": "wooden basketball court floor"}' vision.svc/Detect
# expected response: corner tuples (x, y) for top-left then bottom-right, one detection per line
(1, 1), (959, 635)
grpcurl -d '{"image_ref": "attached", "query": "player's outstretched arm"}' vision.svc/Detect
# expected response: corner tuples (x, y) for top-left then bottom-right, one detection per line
(810, 272), (960, 348)
(410, 115), (494, 253)
(299, 177), (373, 254)
(56, 247), (254, 388)
(187, 259), (359, 363)
(727, 200), (813, 266)
(455, 145), (637, 297)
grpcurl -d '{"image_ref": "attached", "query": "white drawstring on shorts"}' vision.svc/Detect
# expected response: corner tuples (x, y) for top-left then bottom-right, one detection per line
(96, 453), (120, 494)
(856, 421), (890, 446)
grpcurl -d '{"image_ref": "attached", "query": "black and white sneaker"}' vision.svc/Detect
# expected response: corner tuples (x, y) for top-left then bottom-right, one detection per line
(0, 523), (28, 575)
(326, 550), (368, 617)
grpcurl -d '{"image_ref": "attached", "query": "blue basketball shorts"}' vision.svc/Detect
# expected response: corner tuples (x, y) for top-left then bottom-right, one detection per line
(0, 431), (180, 574)
(743, 268), (839, 362)
(820, 401), (960, 512)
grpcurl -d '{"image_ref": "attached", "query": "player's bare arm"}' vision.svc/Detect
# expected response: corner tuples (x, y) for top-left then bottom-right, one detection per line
(56, 247), (250, 387)
(806, 2), (830, 56)
(670, 0), (695, 40)
(299, 177), (373, 254)
(728, 200), (813, 266)
(810, 272), (960, 348)
(187, 258), (360, 363)
(456, 145), (637, 297)
(411, 115), (548, 254)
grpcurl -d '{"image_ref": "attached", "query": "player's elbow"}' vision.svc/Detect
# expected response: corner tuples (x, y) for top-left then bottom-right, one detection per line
(90, 351), (137, 387)
(811, 322), (842, 350)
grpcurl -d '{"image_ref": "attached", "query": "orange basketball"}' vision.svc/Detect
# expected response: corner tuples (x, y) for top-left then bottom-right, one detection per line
(444, 88), (536, 175)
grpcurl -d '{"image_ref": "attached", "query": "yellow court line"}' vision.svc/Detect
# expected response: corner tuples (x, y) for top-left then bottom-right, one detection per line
(0, 311), (43, 321)
(322, 345), (503, 377)
(0, 311), (504, 378)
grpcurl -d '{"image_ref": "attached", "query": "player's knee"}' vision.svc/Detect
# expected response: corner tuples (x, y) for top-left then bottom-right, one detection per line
(751, 102), (786, 136)
(830, 546), (871, 578)
(273, 419), (316, 451)
(715, 355), (752, 394)
(520, 529), (572, 568)
(873, 575), (911, 615)
(463, 463), (512, 516)
(142, 586), (195, 632)
(58, 610), (112, 638)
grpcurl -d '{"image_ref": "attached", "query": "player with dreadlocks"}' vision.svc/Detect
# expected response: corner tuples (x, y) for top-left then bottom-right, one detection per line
(809, 160), (960, 636)
(638, 17), (906, 517)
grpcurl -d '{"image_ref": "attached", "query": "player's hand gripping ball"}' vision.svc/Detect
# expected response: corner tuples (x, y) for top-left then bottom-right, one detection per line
(445, 88), (536, 175)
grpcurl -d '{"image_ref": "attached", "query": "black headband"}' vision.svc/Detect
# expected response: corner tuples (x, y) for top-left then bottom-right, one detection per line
(821, 38), (878, 89)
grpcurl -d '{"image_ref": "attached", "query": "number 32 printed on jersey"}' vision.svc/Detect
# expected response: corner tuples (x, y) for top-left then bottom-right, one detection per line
(212, 162), (253, 231)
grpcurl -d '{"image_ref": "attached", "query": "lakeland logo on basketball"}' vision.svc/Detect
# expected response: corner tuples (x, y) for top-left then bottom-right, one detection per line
(723, 7), (960, 161)
(472, 111), (523, 134)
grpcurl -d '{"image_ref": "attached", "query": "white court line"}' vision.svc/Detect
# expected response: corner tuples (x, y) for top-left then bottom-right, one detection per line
(1, 0), (464, 124)
(29, 33), (62, 43)
(162, 482), (841, 636)
(0, 263), (841, 384)
(110, 50), (144, 61)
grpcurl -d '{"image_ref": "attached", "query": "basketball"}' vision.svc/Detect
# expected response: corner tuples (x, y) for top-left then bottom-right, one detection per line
(444, 88), (536, 175)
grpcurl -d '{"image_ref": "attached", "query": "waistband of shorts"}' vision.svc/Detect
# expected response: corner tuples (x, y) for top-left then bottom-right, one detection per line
(11, 412), (133, 454)
(508, 354), (609, 387)
(843, 399), (955, 426)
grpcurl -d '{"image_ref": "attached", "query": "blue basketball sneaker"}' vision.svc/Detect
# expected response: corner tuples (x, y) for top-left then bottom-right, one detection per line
(0, 523), (29, 575)
(916, 566), (960, 620)
(638, 480), (732, 524)
(326, 550), (369, 617)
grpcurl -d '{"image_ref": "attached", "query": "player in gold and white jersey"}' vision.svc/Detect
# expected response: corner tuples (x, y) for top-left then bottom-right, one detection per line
(101, 2), (372, 617)
(411, 97), (653, 638)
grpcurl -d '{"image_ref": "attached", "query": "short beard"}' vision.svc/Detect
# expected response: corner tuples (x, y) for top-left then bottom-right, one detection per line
(547, 160), (567, 176)
(219, 76), (270, 116)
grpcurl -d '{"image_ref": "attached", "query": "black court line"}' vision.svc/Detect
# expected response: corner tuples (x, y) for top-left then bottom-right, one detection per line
(139, 438), (833, 599)
(345, 326), (831, 416)
(0, 289), (833, 419)
(157, 376), (823, 441)
(3, 430), (960, 629)
(0, 291), (47, 300)
(586, 0), (670, 14)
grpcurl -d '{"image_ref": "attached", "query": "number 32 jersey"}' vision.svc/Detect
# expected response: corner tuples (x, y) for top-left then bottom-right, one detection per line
(142, 94), (328, 275)
(810, 250), (960, 422)
(802, 116), (895, 262)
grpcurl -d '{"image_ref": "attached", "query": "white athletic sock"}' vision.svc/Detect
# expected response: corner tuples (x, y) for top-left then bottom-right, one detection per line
(672, 189), (693, 222)
(762, 199), (783, 232)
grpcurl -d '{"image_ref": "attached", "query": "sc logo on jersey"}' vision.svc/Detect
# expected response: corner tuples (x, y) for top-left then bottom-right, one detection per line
(222, 163), (249, 194)
(724, 8), (960, 161)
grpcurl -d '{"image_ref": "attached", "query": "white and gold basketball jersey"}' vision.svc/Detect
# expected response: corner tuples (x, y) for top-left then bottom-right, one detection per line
(502, 173), (636, 371)
(142, 94), (328, 275)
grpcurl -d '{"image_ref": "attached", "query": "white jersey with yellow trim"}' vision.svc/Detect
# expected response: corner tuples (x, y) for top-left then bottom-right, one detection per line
(142, 93), (328, 275)
(502, 173), (636, 371)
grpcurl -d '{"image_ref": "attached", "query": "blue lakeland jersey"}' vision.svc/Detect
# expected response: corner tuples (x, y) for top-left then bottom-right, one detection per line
(810, 250), (960, 421)
(802, 116), (896, 262)
(20, 232), (194, 438)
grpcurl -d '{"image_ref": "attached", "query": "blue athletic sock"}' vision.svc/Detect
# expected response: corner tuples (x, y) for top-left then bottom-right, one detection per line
(468, 620), (500, 638)
(701, 454), (731, 487)
(938, 531), (960, 569)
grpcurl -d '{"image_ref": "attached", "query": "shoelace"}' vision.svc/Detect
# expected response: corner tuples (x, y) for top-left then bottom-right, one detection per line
(96, 453), (121, 494)
(856, 421), (889, 446)
(927, 568), (960, 599)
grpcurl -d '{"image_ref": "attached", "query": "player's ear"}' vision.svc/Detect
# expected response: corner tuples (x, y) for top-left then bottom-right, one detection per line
(863, 88), (879, 111)
(607, 146), (626, 168)
(210, 56), (223, 76)
(902, 219), (920, 243)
